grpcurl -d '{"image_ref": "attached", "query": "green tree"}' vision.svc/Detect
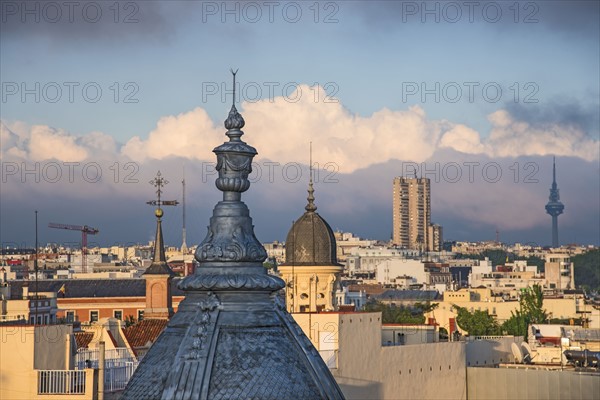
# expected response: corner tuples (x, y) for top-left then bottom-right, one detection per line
(501, 284), (547, 338)
(521, 256), (545, 272)
(453, 305), (500, 336)
(364, 300), (437, 324)
(413, 301), (439, 314)
(520, 285), (548, 323)
(475, 249), (507, 267)
(501, 310), (528, 338)
(572, 249), (600, 292)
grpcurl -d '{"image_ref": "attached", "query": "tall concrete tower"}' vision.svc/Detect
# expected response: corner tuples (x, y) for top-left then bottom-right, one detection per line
(392, 177), (431, 250)
(545, 157), (564, 248)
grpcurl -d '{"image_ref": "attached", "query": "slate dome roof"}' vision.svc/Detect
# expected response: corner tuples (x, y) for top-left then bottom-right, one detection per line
(283, 177), (341, 267)
(284, 211), (339, 266)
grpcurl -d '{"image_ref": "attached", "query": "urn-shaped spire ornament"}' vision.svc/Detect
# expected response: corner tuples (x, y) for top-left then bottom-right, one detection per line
(122, 71), (345, 400)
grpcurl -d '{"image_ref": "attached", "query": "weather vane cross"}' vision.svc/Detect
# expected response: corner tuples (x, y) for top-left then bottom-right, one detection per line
(147, 171), (179, 217)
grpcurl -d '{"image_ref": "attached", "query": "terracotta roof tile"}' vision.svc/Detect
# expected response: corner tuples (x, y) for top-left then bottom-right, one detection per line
(123, 319), (168, 349)
(74, 332), (94, 349)
(347, 283), (387, 296)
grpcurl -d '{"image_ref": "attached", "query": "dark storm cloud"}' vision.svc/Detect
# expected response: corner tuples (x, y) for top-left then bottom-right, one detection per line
(247, 152), (600, 247)
(2, 152), (599, 248)
(0, 1), (195, 43)
(504, 99), (600, 137)
(347, 1), (599, 37)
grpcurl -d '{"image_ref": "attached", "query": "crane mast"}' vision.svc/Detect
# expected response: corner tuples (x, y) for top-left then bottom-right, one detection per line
(48, 223), (99, 273)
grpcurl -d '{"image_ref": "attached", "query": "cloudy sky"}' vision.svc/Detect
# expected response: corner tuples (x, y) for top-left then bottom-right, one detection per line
(1, 1), (599, 248)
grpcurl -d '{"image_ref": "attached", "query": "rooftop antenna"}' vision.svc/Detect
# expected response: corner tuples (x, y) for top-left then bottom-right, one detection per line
(181, 165), (188, 256)
(231, 68), (238, 106)
(34, 210), (38, 325)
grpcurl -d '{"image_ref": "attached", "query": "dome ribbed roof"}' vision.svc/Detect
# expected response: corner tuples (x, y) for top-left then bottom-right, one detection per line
(283, 211), (340, 266)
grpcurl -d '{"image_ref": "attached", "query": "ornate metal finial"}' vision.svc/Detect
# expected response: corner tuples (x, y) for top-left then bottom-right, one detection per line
(146, 171), (178, 267)
(305, 142), (317, 212)
(189, 70), (268, 265)
(224, 68), (245, 133)
(231, 68), (238, 106)
(147, 171), (179, 217)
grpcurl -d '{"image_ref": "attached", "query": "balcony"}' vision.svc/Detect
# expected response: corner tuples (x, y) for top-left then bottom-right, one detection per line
(37, 370), (88, 395)
(75, 347), (139, 393)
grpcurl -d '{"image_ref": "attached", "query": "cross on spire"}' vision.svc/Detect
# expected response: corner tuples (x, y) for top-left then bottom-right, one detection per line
(147, 171), (179, 213)
(145, 171), (178, 271)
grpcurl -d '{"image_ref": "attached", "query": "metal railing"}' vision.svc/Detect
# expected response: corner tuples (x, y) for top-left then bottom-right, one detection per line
(104, 361), (138, 392)
(37, 370), (86, 394)
(76, 347), (133, 366)
(75, 347), (139, 392)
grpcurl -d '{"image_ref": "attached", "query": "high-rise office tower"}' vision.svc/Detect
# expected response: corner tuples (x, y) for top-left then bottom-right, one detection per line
(545, 157), (564, 248)
(392, 177), (431, 250)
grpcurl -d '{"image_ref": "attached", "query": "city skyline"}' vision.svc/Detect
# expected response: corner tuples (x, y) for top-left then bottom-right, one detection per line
(2, 155), (598, 247)
(1, 2), (599, 247)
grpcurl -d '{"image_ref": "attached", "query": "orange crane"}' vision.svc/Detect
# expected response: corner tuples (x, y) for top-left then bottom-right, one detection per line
(48, 223), (99, 273)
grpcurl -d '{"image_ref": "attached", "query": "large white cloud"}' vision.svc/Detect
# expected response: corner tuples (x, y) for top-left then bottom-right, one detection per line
(484, 110), (598, 161)
(241, 87), (447, 172)
(1, 91), (598, 245)
(121, 107), (222, 162)
(2, 86), (598, 169)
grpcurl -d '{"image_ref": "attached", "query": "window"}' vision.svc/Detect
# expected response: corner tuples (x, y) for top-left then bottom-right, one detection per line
(138, 310), (144, 321)
(90, 311), (99, 323)
(44, 315), (49, 324)
(114, 310), (123, 320)
(66, 311), (75, 323)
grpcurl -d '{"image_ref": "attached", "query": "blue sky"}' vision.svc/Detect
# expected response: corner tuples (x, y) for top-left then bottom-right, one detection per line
(1, 1), (599, 247)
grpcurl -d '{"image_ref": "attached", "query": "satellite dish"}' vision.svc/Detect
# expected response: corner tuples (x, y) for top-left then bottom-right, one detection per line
(521, 342), (533, 364)
(512, 342), (523, 363)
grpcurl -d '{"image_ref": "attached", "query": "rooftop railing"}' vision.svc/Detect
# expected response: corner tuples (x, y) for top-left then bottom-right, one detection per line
(37, 370), (86, 395)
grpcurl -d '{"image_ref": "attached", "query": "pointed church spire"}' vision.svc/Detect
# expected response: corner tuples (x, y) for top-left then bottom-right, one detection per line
(153, 211), (166, 263)
(306, 141), (317, 212)
(145, 171), (178, 275)
(181, 165), (188, 254)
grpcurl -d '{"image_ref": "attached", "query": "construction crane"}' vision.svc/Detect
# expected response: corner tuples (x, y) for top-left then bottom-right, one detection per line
(48, 223), (99, 273)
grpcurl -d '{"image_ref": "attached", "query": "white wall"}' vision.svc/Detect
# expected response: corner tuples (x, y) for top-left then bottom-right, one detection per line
(377, 259), (425, 285)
